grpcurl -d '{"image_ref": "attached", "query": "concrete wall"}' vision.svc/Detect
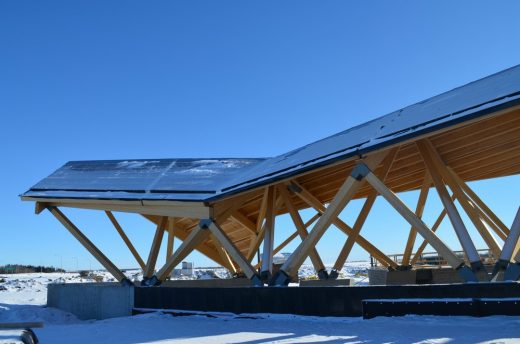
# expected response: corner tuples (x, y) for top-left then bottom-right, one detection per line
(368, 267), (467, 285)
(47, 283), (134, 320)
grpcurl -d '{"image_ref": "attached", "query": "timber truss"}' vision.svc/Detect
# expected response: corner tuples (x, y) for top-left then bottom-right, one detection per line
(33, 132), (520, 287)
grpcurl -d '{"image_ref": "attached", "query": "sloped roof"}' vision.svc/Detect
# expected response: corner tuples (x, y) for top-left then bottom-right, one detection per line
(22, 64), (520, 202)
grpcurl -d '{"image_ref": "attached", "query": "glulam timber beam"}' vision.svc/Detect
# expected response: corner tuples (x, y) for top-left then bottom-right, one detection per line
(416, 140), (484, 271)
(402, 173), (430, 267)
(143, 217), (168, 279)
(278, 185), (327, 279)
(261, 186), (276, 281)
(272, 152), (389, 285)
(499, 208), (520, 281)
(211, 234), (237, 274)
(207, 220), (262, 285)
(253, 213), (321, 270)
(447, 167), (509, 239)
(410, 195), (455, 265)
(247, 195), (283, 262)
(105, 211), (145, 270)
(150, 222), (210, 285)
(166, 217), (175, 259)
(143, 215), (225, 267)
(363, 164), (478, 282)
(288, 180), (398, 269)
(46, 206), (129, 284)
(417, 139), (501, 260)
(26, 197), (211, 219)
(331, 147), (399, 277)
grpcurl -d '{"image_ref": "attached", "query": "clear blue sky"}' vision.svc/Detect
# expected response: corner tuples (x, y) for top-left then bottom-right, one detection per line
(1, 1), (519, 271)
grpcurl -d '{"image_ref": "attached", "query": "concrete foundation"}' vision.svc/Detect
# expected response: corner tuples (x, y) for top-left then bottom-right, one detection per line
(47, 283), (134, 320)
(368, 267), (468, 285)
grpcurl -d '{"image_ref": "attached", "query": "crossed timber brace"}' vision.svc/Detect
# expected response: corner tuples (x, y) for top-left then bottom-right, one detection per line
(272, 156), (478, 286)
(143, 219), (262, 286)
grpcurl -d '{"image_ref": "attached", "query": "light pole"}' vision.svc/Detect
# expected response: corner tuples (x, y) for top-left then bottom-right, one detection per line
(54, 254), (63, 272)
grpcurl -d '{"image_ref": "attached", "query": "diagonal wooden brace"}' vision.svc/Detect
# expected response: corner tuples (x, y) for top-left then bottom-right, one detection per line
(207, 220), (262, 286)
(363, 165), (478, 282)
(151, 222), (210, 284)
(47, 206), (129, 284)
(288, 180), (398, 269)
(272, 162), (373, 286)
(402, 174), (430, 267)
(106, 211), (146, 270)
(498, 208), (520, 281)
(144, 217), (168, 279)
(416, 140), (483, 269)
(278, 185), (327, 279)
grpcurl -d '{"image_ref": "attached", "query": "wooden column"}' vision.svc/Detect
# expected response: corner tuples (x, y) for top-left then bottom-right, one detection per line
(410, 194), (455, 265)
(261, 186), (276, 281)
(143, 217), (168, 279)
(47, 206), (127, 283)
(448, 166), (510, 239)
(207, 220), (261, 285)
(332, 194), (376, 275)
(278, 185), (327, 278)
(495, 208), (520, 280)
(166, 217), (175, 259)
(363, 168), (477, 282)
(402, 174), (430, 266)
(332, 147), (399, 276)
(273, 152), (387, 285)
(254, 213), (320, 270)
(417, 140), (482, 266)
(105, 211), (145, 270)
(155, 223), (210, 282)
(288, 180), (398, 269)
(417, 139), (501, 259)
(211, 235), (237, 274)
(247, 196), (283, 262)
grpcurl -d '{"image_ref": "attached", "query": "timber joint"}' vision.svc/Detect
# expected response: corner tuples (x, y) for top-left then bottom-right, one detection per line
(351, 163), (371, 181)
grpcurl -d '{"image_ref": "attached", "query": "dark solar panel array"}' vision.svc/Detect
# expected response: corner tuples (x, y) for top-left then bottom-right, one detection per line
(22, 64), (520, 202)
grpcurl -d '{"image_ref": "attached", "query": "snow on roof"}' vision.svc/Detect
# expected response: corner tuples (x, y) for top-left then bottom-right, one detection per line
(22, 64), (520, 202)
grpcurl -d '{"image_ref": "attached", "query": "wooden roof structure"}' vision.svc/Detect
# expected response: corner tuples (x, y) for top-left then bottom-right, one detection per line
(22, 65), (520, 285)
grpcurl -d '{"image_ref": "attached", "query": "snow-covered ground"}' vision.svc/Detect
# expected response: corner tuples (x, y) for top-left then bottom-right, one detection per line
(1, 263), (520, 343)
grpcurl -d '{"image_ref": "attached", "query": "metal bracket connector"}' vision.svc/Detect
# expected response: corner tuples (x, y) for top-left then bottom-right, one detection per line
(287, 183), (302, 194)
(351, 163), (371, 181)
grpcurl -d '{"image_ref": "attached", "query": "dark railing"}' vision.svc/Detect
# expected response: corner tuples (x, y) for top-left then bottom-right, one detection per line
(370, 249), (497, 267)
